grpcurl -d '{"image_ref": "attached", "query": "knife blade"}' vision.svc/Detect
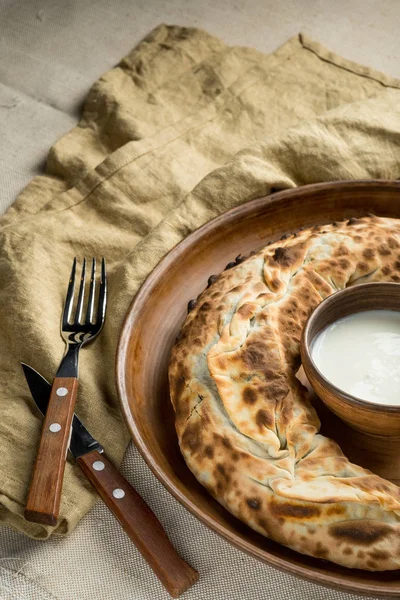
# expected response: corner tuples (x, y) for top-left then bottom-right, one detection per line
(22, 363), (199, 598)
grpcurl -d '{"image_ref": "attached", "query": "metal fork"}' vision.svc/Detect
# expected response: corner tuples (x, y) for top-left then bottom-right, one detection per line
(25, 258), (107, 526)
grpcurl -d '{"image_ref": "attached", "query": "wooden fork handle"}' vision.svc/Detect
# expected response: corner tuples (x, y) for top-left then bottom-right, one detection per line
(25, 376), (78, 525)
(77, 450), (199, 597)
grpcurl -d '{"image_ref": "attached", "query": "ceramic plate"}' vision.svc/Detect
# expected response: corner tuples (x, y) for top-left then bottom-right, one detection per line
(117, 180), (400, 597)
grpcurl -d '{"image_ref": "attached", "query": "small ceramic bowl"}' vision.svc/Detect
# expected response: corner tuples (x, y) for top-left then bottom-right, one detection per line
(301, 282), (400, 437)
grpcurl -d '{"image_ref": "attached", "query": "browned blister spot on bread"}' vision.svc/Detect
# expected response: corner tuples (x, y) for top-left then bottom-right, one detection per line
(246, 498), (261, 510)
(237, 303), (254, 319)
(241, 341), (272, 371)
(314, 542), (329, 558)
(181, 420), (203, 454)
(363, 248), (375, 260)
(256, 409), (274, 430)
(271, 502), (321, 520)
(326, 505), (346, 517)
(388, 236), (399, 249)
(378, 244), (391, 256)
(203, 445), (214, 459)
(334, 246), (350, 257)
(243, 387), (257, 405)
(329, 522), (392, 545)
(370, 550), (390, 560)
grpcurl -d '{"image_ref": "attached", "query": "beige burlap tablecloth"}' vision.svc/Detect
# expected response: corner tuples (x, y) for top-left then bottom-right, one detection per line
(1, 22), (400, 599)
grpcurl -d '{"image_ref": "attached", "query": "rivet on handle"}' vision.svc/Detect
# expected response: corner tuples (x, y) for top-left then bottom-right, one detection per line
(112, 488), (125, 499)
(93, 461), (105, 471)
(56, 387), (68, 397)
(49, 423), (61, 432)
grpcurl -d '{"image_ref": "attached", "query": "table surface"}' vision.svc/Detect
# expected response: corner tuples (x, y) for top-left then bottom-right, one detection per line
(1, 1), (399, 599)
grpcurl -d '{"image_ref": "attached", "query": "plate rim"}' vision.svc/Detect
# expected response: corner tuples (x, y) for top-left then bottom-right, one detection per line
(116, 179), (400, 597)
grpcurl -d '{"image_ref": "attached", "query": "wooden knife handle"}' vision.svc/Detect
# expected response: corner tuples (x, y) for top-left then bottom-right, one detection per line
(25, 376), (78, 526)
(77, 450), (199, 597)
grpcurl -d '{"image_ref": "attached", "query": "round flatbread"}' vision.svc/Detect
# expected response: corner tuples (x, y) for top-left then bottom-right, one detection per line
(169, 215), (400, 571)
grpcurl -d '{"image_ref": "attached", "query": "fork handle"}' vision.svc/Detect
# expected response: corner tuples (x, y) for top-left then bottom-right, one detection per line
(25, 377), (78, 526)
(77, 450), (199, 597)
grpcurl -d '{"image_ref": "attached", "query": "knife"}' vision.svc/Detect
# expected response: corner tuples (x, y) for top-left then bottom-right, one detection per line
(22, 363), (199, 598)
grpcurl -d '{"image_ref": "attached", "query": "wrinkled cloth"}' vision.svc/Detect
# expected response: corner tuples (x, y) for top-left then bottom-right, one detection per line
(1, 24), (400, 540)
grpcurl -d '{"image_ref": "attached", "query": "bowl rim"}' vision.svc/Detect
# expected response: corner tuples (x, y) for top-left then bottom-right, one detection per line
(302, 281), (400, 413)
(116, 179), (400, 596)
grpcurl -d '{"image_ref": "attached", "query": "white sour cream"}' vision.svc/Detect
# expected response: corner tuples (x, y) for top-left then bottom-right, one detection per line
(311, 310), (400, 406)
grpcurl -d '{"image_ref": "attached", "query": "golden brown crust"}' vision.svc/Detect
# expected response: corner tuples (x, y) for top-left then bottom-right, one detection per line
(169, 215), (400, 570)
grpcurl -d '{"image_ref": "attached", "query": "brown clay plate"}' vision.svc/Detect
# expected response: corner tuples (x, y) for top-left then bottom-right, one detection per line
(116, 180), (400, 597)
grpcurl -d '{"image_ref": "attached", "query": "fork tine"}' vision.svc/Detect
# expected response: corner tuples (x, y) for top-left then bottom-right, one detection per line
(62, 258), (77, 328)
(75, 258), (87, 324)
(85, 258), (96, 324)
(96, 258), (107, 327)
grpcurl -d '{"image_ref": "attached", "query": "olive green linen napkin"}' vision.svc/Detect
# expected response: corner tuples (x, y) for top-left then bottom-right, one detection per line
(1, 24), (400, 539)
